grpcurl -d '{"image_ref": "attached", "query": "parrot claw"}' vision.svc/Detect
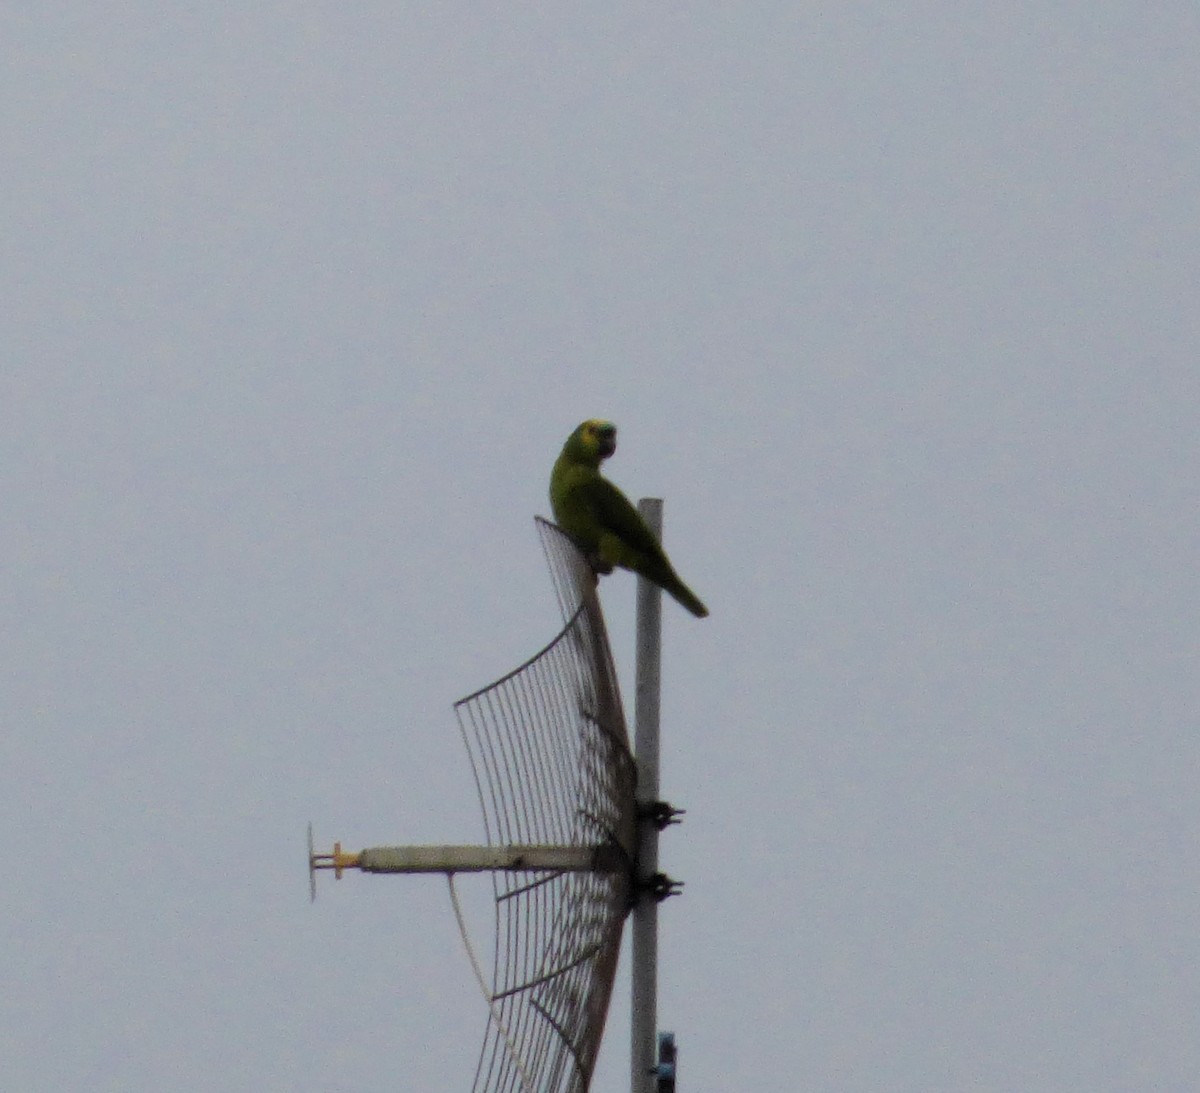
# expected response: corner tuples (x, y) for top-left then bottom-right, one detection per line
(586, 553), (614, 576)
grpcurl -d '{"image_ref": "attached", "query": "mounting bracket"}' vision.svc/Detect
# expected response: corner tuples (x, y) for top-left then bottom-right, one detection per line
(638, 799), (686, 830)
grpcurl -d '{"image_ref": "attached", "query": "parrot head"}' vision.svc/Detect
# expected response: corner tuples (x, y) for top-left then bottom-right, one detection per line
(564, 419), (617, 465)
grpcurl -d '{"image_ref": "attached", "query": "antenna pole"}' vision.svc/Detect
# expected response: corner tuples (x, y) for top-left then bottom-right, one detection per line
(632, 498), (663, 1093)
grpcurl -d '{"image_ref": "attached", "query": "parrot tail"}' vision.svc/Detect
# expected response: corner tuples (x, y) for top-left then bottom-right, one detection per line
(665, 577), (709, 619)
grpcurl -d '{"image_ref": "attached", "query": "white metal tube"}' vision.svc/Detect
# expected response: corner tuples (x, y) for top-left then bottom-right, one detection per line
(631, 498), (663, 1093)
(357, 844), (608, 874)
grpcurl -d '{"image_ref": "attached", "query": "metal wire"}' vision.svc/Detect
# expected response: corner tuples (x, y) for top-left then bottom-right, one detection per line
(453, 519), (637, 1093)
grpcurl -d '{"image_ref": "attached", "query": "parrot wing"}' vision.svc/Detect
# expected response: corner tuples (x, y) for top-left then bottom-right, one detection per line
(577, 475), (666, 558)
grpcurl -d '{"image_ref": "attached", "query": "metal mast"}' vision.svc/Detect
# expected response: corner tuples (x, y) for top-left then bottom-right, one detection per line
(631, 498), (682, 1093)
(631, 498), (662, 1093)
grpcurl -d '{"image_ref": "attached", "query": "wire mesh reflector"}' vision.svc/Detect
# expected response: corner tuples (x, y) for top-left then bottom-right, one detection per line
(453, 518), (636, 1093)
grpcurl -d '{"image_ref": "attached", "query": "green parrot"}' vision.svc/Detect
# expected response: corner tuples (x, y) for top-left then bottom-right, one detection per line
(550, 419), (709, 618)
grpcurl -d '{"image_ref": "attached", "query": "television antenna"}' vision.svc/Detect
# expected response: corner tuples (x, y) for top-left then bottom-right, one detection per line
(309, 508), (684, 1093)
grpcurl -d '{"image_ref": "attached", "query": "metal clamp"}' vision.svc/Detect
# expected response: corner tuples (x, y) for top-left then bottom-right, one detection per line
(654, 1031), (677, 1091)
(641, 872), (684, 902)
(638, 800), (686, 830)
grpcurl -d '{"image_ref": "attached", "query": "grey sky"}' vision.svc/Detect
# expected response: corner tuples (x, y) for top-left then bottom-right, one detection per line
(4, 4), (1199, 1090)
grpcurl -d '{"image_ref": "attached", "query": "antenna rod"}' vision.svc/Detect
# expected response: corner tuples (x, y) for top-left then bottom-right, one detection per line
(631, 498), (663, 1093)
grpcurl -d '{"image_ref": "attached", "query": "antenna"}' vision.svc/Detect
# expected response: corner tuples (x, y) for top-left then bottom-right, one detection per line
(310, 512), (683, 1092)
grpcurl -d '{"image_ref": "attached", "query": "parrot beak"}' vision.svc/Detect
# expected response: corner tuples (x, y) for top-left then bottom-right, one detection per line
(597, 425), (617, 458)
